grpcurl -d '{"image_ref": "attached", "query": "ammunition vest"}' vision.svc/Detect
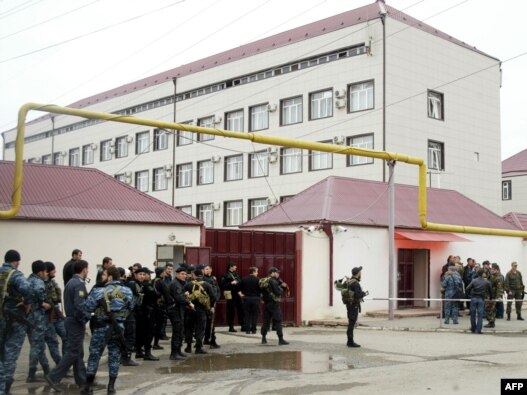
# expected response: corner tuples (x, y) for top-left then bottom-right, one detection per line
(189, 281), (210, 311)
(95, 285), (128, 318)
(334, 277), (358, 304)
(0, 269), (16, 317)
(259, 277), (280, 303)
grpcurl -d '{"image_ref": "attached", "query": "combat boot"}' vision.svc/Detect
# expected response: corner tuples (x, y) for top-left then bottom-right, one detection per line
(184, 343), (192, 353)
(135, 348), (145, 359)
(210, 340), (221, 349)
(507, 313), (511, 321)
(80, 374), (95, 395)
(278, 336), (289, 346)
(261, 335), (267, 344)
(484, 321), (495, 328)
(121, 352), (139, 366)
(107, 376), (117, 395)
(42, 364), (50, 376)
(177, 347), (188, 358)
(518, 314), (524, 321)
(26, 367), (44, 383)
(143, 348), (160, 361)
(347, 342), (361, 348)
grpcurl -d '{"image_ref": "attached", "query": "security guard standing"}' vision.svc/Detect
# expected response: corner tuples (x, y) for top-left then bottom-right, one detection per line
(168, 267), (193, 360)
(345, 266), (367, 348)
(484, 263), (504, 329)
(83, 265), (133, 395)
(505, 261), (525, 321)
(1, 249), (34, 394)
(184, 269), (214, 354)
(260, 267), (289, 346)
(202, 264), (220, 348)
(135, 268), (159, 361)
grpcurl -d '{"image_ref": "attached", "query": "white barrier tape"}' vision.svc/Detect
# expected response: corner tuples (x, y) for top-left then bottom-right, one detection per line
(366, 297), (524, 302)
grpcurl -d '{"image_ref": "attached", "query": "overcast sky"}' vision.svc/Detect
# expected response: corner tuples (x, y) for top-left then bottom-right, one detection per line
(1, 0), (526, 160)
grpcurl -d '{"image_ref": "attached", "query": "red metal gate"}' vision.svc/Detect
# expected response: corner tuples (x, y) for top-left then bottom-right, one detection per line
(192, 228), (298, 326)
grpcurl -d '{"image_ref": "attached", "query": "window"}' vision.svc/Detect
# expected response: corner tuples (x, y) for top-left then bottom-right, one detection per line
(116, 136), (128, 158)
(42, 154), (52, 165)
(100, 140), (112, 161)
(225, 200), (243, 227)
(428, 90), (444, 120)
(69, 148), (80, 167)
(249, 198), (268, 219)
(176, 163), (192, 188)
(309, 141), (333, 170)
(249, 104), (269, 131)
(281, 96), (303, 125)
(197, 203), (213, 227)
(198, 116), (214, 142)
(82, 144), (94, 165)
(177, 205), (192, 216)
(135, 170), (149, 192)
(154, 129), (168, 151)
(428, 140), (445, 170)
(281, 147), (302, 174)
(502, 181), (512, 200)
(53, 152), (63, 165)
(249, 151), (269, 178)
(349, 80), (374, 112)
(198, 160), (214, 185)
(177, 122), (193, 146)
(348, 134), (374, 165)
(225, 110), (244, 132)
(225, 155), (243, 181)
(310, 89), (333, 120)
(153, 167), (168, 191)
(136, 131), (150, 154)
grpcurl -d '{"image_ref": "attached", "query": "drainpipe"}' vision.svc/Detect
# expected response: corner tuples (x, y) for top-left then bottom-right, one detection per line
(388, 160), (396, 320)
(379, 0), (387, 182)
(50, 116), (55, 158)
(171, 78), (177, 207)
(321, 224), (334, 306)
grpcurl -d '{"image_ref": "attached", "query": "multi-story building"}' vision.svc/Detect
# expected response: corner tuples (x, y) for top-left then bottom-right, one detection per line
(2, 1), (503, 227)
(502, 148), (527, 214)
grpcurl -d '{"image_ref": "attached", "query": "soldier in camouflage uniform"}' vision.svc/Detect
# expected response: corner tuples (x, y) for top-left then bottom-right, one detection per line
(43, 261), (67, 366)
(83, 265), (133, 395)
(0, 249), (34, 394)
(441, 265), (463, 325)
(26, 260), (52, 382)
(505, 261), (525, 321)
(484, 263), (504, 328)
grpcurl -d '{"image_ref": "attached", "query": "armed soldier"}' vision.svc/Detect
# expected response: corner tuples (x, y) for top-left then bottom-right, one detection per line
(121, 267), (142, 366)
(202, 264), (220, 348)
(260, 267), (289, 346)
(345, 266), (367, 348)
(484, 263), (504, 328)
(82, 265), (133, 395)
(221, 262), (245, 332)
(152, 267), (172, 350)
(0, 249), (34, 394)
(168, 267), (193, 360)
(184, 269), (214, 354)
(505, 261), (525, 321)
(135, 267), (159, 361)
(44, 262), (67, 367)
(26, 260), (52, 383)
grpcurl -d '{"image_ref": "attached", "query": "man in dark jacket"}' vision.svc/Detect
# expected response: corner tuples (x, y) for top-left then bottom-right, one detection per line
(466, 269), (493, 334)
(220, 262), (245, 332)
(62, 249), (82, 286)
(345, 266), (367, 348)
(202, 264), (220, 348)
(135, 268), (159, 361)
(239, 266), (261, 334)
(168, 267), (193, 360)
(260, 267), (289, 346)
(184, 269), (214, 354)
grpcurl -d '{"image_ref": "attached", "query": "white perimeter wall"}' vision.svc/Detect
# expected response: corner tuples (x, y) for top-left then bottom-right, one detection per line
(0, 221), (201, 290)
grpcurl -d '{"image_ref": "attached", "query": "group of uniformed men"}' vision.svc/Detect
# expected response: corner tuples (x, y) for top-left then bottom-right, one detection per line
(0, 249), (290, 395)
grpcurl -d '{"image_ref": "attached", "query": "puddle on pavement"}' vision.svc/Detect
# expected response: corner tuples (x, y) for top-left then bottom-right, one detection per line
(156, 351), (353, 374)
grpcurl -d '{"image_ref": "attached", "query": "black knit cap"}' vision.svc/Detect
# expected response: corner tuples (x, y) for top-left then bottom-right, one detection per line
(4, 249), (21, 263)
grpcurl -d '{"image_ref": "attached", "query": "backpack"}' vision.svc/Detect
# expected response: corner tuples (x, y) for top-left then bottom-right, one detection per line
(259, 277), (280, 302)
(0, 269), (16, 317)
(189, 281), (211, 311)
(334, 277), (356, 304)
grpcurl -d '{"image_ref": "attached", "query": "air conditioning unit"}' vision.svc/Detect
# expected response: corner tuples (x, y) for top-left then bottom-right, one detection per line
(109, 140), (115, 147)
(335, 99), (346, 109)
(335, 89), (346, 98)
(60, 151), (67, 156)
(267, 146), (278, 154)
(90, 143), (97, 150)
(109, 147), (115, 154)
(212, 202), (221, 211)
(165, 170), (173, 179)
(211, 155), (221, 163)
(267, 197), (278, 205)
(267, 103), (277, 112)
(126, 135), (134, 143)
(125, 171), (132, 177)
(333, 135), (345, 145)
(269, 154), (278, 163)
(213, 115), (222, 124)
(165, 164), (173, 171)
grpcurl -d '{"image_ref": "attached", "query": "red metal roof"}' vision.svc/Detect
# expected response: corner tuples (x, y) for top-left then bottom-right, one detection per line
(502, 148), (527, 176)
(0, 161), (202, 225)
(241, 176), (519, 231)
(394, 230), (471, 242)
(502, 212), (527, 231)
(22, 1), (494, 127)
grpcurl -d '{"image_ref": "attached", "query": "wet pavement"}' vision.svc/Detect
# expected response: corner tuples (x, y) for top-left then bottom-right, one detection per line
(9, 311), (527, 395)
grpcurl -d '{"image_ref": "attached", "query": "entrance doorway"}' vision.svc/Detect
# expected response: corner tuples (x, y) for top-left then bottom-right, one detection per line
(156, 244), (185, 268)
(397, 248), (430, 308)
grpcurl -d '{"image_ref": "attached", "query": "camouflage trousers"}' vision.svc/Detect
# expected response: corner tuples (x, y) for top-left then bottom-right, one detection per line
(3, 319), (28, 383)
(444, 300), (460, 323)
(87, 324), (123, 378)
(485, 301), (496, 322)
(506, 290), (524, 315)
(28, 311), (50, 370)
(45, 314), (67, 365)
(0, 318), (7, 393)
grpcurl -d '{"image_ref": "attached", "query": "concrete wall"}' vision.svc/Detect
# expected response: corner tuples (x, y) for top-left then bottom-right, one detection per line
(0, 220), (201, 290)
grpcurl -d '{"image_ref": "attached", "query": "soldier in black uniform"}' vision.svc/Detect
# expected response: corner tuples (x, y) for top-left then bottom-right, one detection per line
(152, 267), (172, 350)
(239, 266), (261, 334)
(345, 266), (367, 348)
(168, 267), (193, 360)
(260, 267), (289, 346)
(202, 264), (220, 348)
(220, 262), (245, 332)
(184, 269), (214, 354)
(135, 267), (159, 361)
(121, 268), (141, 366)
